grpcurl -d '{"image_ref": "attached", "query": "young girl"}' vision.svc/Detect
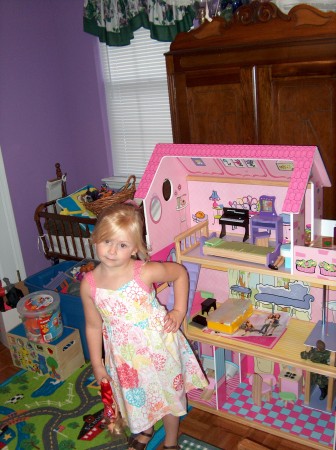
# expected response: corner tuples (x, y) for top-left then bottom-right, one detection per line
(80, 203), (207, 450)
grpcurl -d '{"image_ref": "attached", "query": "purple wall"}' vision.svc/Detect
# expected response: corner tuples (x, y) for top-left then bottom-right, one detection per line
(0, 0), (112, 276)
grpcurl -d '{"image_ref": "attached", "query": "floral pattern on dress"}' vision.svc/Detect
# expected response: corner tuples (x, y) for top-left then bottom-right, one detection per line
(86, 260), (207, 433)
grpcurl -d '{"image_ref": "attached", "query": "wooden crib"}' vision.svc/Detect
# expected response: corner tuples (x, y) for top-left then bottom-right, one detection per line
(34, 164), (97, 262)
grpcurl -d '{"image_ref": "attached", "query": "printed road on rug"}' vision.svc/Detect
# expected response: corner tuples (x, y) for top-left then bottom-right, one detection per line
(178, 433), (221, 450)
(0, 363), (142, 449)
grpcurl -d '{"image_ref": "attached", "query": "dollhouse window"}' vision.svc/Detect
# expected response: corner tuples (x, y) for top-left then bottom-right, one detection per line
(150, 196), (162, 223)
(162, 178), (172, 201)
(99, 29), (172, 178)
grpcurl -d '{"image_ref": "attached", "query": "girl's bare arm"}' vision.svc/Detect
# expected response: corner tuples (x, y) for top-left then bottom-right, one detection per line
(80, 279), (110, 382)
(143, 261), (189, 332)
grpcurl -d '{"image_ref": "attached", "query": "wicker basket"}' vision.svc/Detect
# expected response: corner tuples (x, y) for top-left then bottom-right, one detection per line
(83, 175), (137, 216)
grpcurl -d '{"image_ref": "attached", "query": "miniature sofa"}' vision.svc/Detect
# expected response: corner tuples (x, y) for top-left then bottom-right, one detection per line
(254, 282), (314, 318)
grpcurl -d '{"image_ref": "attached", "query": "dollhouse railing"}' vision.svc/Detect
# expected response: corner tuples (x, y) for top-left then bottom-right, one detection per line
(174, 220), (210, 262)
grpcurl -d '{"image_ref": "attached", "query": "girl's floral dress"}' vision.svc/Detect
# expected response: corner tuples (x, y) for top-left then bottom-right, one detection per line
(85, 260), (207, 433)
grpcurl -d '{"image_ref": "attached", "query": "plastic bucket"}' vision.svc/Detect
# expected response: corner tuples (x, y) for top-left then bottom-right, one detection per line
(17, 290), (63, 343)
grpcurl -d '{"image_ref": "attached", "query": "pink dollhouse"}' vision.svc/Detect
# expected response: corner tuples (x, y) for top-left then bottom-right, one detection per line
(136, 143), (331, 273)
(135, 144), (336, 450)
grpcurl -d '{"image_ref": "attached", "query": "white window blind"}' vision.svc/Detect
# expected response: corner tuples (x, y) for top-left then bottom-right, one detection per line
(99, 29), (173, 178)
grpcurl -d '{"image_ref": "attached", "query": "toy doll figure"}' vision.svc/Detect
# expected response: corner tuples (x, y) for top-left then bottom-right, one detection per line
(300, 339), (330, 400)
(81, 203), (207, 450)
(100, 377), (126, 435)
(267, 313), (281, 336)
(258, 314), (273, 335)
(241, 320), (255, 336)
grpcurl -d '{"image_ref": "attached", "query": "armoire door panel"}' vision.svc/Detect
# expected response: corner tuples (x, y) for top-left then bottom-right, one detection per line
(186, 84), (250, 144)
(167, 71), (191, 143)
(257, 67), (336, 218)
(176, 67), (255, 144)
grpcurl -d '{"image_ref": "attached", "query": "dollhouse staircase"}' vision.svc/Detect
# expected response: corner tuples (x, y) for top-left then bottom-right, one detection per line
(166, 262), (200, 316)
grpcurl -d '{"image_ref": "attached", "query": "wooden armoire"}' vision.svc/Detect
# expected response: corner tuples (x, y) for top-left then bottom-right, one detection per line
(165, 1), (336, 219)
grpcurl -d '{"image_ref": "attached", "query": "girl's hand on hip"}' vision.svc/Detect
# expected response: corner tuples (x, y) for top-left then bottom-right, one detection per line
(163, 309), (185, 333)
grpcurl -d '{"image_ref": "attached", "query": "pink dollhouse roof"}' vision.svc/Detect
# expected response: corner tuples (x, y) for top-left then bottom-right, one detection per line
(136, 144), (330, 214)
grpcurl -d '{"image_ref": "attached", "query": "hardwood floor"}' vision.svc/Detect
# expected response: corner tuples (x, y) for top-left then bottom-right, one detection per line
(159, 408), (313, 450)
(0, 340), (21, 384)
(0, 342), (314, 450)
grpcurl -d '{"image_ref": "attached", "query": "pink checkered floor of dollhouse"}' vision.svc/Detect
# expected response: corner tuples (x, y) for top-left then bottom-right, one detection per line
(223, 381), (335, 448)
(187, 373), (335, 447)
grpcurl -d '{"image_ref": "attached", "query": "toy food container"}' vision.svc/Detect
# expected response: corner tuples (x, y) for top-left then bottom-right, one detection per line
(17, 290), (63, 343)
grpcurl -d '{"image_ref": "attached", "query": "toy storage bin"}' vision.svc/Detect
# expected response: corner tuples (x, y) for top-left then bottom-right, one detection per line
(24, 261), (89, 359)
(17, 290), (63, 343)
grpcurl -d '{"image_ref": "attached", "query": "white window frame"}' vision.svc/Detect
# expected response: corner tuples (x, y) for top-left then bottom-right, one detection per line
(99, 28), (173, 179)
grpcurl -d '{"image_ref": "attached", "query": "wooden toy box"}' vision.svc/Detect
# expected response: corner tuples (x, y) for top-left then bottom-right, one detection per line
(24, 260), (90, 359)
(7, 324), (84, 380)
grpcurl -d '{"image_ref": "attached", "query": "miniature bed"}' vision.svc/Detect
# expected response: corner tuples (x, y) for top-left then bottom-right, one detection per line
(34, 199), (97, 262)
(34, 164), (97, 262)
(202, 237), (281, 267)
(175, 220), (281, 268)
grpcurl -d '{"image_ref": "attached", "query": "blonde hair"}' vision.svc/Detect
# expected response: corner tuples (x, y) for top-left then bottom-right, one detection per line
(91, 203), (149, 261)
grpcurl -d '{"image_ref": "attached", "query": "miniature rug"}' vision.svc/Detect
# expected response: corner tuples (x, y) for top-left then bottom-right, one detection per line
(178, 434), (221, 449)
(0, 363), (164, 449)
(202, 311), (290, 349)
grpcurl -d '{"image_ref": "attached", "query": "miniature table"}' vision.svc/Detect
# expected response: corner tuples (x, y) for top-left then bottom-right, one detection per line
(230, 285), (252, 298)
(279, 391), (297, 406)
(251, 215), (283, 244)
(212, 206), (222, 225)
(201, 298), (217, 315)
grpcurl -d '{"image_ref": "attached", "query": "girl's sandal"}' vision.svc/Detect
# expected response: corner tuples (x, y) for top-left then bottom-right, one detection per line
(163, 446), (181, 449)
(128, 429), (154, 450)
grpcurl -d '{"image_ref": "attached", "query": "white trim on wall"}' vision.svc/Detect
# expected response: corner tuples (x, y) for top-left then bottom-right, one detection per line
(0, 147), (26, 282)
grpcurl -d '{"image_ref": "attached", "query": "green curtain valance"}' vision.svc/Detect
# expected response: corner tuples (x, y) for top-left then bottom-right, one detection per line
(83, 0), (196, 46)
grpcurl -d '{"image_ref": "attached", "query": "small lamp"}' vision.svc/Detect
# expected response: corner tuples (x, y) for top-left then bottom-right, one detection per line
(209, 190), (220, 208)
